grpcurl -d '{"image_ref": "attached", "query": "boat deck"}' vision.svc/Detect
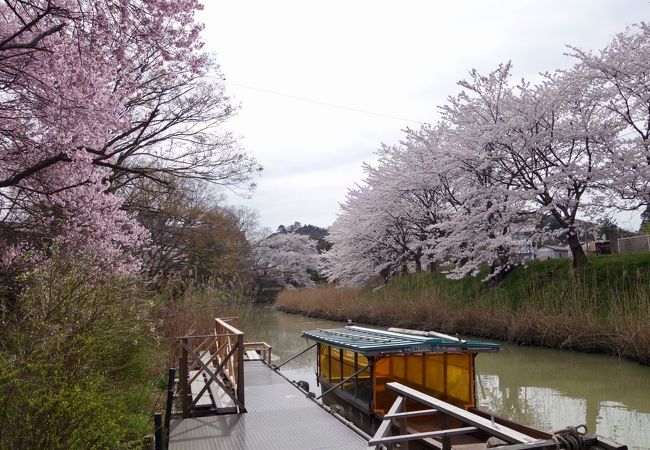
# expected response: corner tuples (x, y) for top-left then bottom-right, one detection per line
(169, 360), (372, 450)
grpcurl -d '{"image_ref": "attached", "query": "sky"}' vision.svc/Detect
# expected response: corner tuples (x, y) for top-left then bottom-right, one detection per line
(200, 1), (648, 231)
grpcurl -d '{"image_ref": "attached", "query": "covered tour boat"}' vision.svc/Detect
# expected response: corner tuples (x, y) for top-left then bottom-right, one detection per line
(302, 325), (626, 450)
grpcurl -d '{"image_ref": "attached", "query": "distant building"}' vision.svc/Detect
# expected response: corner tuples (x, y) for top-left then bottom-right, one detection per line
(586, 239), (611, 254)
(535, 244), (570, 260)
(513, 242), (536, 262)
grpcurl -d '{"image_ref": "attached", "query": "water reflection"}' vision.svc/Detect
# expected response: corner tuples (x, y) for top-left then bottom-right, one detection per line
(224, 305), (650, 449)
(475, 344), (650, 449)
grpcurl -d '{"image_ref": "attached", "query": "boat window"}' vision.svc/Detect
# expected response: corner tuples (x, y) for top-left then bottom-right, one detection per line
(342, 350), (356, 386)
(373, 353), (475, 415)
(330, 347), (342, 382)
(357, 353), (369, 373)
(318, 345), (373, 405)
(319, 344), (330, 380)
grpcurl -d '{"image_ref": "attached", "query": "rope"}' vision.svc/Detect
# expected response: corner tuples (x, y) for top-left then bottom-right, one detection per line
(552, 424), (588, 450)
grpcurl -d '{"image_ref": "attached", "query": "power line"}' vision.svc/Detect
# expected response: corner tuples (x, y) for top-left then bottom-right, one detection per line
(223, 80), (427, 125)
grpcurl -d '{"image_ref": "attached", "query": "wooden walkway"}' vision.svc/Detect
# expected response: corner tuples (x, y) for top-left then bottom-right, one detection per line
(169, 359), (372, 450)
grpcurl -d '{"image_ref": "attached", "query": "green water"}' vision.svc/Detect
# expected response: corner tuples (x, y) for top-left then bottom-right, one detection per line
(226, 304), (650, 449)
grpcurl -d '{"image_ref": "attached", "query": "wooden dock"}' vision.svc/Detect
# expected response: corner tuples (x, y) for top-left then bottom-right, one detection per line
(165, 318), (371, 450)
(159, 318), (628, 450)
(169, 359), (372, 449)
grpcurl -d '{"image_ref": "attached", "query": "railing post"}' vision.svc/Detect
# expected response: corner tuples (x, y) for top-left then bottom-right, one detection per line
(154, 413), (163, 450)
(237, 333), (245, 411)
(179, 337), (190, 417)
(165, 367), (176, 446)
(399, 415), (409, 450)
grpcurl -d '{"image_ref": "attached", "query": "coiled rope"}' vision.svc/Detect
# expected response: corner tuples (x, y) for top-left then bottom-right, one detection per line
(552, 424), (588, 450)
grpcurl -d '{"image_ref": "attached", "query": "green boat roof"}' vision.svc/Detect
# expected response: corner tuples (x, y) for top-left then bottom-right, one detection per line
(302, 326), (500, 356)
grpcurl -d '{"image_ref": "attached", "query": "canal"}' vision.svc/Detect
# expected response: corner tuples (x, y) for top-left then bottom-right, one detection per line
(221, 304), (650, 449)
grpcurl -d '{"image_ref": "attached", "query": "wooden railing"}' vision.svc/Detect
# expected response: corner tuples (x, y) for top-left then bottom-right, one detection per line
(214, 317), (245, 409)
(244, 341), (272, 363)
(176, 318), (245, 417)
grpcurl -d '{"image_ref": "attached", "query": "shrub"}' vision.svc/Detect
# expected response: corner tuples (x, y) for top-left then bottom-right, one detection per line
(0, 256), (156, 449)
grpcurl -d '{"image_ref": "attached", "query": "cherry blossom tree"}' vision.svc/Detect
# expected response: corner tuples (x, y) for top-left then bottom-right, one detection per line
(326, 61), (620, 282)
(440, 62), (619, 271)
(0, 1), (259, 273)
(253, 232), (319, 288)
(324, 184), (408, 286)
(569, 22), (650, 213)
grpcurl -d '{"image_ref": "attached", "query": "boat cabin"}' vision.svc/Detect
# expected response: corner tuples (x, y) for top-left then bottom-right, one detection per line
(302, 325), (499, 417)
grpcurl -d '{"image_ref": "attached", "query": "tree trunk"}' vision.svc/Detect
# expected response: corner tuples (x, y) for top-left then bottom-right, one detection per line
(567, 231), (587, 271)
(414, 257), (422, 273)
(640, 204), (650, 232)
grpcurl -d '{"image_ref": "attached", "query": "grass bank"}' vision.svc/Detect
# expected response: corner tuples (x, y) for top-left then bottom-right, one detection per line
(277, 253), (650, 365)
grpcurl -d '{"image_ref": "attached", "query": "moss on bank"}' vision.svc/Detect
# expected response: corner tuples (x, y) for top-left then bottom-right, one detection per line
(276, 253), (650, 365)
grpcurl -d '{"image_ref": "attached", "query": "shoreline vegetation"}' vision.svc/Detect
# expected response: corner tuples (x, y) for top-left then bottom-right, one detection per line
(0, 257), (161, 449)
(276, 253), (650, 365)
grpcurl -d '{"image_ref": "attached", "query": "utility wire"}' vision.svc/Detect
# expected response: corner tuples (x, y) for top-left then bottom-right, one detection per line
(224, 81), (427, 125)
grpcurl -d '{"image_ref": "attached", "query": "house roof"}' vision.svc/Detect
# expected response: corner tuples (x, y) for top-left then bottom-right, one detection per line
(302, 325), (500, 356)
(539, 244), (570, 251)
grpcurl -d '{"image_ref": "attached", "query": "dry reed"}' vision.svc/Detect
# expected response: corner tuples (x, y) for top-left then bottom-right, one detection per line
(276, 263), (650, 365)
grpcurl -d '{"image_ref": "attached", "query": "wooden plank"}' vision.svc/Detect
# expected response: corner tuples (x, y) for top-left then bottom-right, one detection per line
(199, 351), (237, 413)
(387, 383), (540, 444)
(215, 318), (244, 336)
(385, 408), (439, 419)
(495, 436), (599, 450)
(370, 426), (478, 445)
(204, 350), (240, 413)
(189, 370), (213, 408)
(370, 395), (406, 443)
(592, 435), (628, 450)
(245, 350), (261, 360)
(205, 372), (237, 414)
(183, 340), (243, 410)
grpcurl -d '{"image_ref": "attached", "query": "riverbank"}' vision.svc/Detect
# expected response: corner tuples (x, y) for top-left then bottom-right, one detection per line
(276, 253), (650, 365)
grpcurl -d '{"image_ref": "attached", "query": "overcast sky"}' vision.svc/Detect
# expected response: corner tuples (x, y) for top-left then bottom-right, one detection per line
(201, 1), (647, 231)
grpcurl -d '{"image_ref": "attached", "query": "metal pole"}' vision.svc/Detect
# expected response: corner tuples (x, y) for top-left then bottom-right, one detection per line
(316, 364), (371, 400)
(274, 344), (317, 370)
(180, 337), (190, 417)
(165, 367), (176, 446)
(154, 413), (163, 450)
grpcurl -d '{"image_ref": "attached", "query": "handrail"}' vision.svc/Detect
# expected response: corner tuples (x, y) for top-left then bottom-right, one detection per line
(173, 333), (242, 339)
(176, 317), (246, 417)
(244, 342), (272, 364)
(215, 317), (244, 335)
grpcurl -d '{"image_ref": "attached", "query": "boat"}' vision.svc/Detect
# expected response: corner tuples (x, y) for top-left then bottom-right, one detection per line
(302, 325), (627, 450)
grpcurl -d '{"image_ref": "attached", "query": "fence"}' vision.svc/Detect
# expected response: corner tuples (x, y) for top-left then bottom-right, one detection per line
(177, 317), (245, 417)
(617, 234), (650, 254)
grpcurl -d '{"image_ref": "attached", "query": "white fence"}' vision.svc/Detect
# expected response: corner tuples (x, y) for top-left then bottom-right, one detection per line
(617, 234), (650, 254)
